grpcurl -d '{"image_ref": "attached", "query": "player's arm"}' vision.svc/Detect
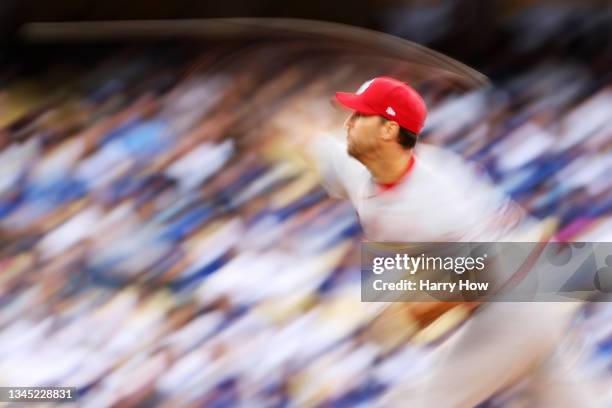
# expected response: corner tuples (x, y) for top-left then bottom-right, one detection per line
(302, 132), (355, 199)
(261, 123), (358, 200)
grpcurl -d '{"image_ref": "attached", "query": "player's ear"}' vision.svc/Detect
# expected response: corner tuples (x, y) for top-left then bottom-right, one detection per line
(381, 120), (399, 142)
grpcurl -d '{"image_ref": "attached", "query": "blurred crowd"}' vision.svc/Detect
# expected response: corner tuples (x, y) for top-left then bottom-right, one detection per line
(0, 2), (611, 407)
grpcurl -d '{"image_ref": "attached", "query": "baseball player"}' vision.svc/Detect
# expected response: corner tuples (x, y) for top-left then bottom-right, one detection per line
(303, 77), (599, 407)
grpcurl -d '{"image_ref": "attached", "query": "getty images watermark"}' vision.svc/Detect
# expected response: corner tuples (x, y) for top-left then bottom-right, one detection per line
(371, 251), (489, 293)
(361, 242), (612, 302)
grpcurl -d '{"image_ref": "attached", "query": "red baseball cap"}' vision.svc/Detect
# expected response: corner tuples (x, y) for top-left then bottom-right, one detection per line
(335, 76), (427, 134)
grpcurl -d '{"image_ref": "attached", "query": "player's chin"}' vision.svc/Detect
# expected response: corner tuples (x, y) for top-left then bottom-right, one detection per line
(346, 143), (359, 159)
(346, 133), (354, 149)
(346, 145), (361, 161)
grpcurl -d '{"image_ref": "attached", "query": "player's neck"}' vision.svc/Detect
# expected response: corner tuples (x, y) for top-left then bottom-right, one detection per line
(364, 148), (414, 185)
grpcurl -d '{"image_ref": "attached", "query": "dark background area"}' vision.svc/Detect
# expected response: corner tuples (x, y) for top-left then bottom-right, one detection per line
(1, 0), (610, 77)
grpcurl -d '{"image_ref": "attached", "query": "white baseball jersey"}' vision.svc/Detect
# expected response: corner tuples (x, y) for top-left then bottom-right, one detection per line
(308, 134), (595, 407)
(308, 132), (540, 243)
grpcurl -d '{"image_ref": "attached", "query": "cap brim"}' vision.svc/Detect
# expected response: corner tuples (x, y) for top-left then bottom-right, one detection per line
(334, 92), (378, 115)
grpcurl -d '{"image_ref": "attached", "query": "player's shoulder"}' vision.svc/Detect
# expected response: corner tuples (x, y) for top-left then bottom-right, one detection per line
(414, 142), (465, 162)
(414, 142), (477, 176)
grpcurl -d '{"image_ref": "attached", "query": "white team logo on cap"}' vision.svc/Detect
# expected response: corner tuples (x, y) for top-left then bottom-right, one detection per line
(386, 106), (396, 116)
(356, 79), (374, 95)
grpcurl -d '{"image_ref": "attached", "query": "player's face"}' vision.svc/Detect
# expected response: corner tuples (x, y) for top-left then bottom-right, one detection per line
(344, 111), (385, 160)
